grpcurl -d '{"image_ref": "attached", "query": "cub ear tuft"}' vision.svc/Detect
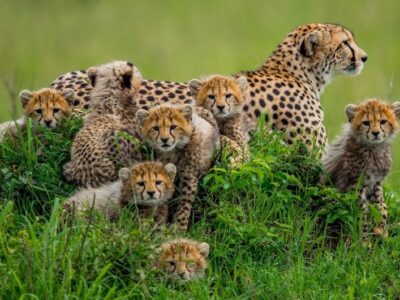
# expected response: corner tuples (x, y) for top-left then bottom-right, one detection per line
(179, 104), (193, 122)
(300, 31), (322, 57)
(392, 101), (400, 119)
(87, 66), (97, 87)
(236, 76), (248, 93)
(164, 163), (177, 181)
(197, 242), (210, 257)
(188, 79), (202, 99)
(345, 104), (358, 122)
(19, 90), (33, 108)
(118, 167), (131, 181)
(136, 109), (150, 125)
(61, 88), (75, 105)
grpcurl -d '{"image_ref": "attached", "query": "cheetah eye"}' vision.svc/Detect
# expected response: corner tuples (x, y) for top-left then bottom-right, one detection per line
(152, 126), (160, 132)
(137, 181), (145, 187)
(170, 125), (177, 130)
(380, 120), (387, 125)
(35, 109), (43, 114)
(225, 93), (232, 98)
(53, 108), (60, 113)
(169, 261), (176, 266)
(207, 95), (215, 100)
(362, 121), (370, 126)
(155, 180), (162, 185)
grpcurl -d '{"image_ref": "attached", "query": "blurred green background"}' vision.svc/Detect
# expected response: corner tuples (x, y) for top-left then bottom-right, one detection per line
(0, 0), (399, 186)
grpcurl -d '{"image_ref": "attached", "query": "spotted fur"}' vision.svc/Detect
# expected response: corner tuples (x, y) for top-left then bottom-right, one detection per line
(50, 70), (92, 109)
(136, 104), (220, 231)
(63, 61), (144, 187)
(49, 23), (367, 150)
(321, 99), (400, 238)
(154, 238), (209, 282)
(189, 75), (249, 167)
(0, 88), (74, 140)
(64, 161), (176, 223)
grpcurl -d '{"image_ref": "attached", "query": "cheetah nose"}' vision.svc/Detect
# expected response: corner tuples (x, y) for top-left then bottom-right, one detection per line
(44, 120), (52, 127)
(217, 105), (225, 111)
(161, 137), (169, 143)
(361, 55), (368, 63)
(372, 131), (380, 137)
(147, 191), (155, 197)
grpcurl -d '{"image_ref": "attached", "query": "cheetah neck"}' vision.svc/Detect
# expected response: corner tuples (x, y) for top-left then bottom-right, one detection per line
(252, 39), (331, 97)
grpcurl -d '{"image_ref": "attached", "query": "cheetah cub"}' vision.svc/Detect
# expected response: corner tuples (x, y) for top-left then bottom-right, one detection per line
(136, 104), (220, 231)
(0, 88), (74, 139)
(189, 75), (250, 167)
(64, 161), (176, 223)
(154, 238), (209, 282)
(63, 61), (144, 187)
(321, 99), (400, 237)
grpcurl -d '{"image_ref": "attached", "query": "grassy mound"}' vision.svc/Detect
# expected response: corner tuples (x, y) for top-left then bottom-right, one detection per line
(0, 119), (400, 298)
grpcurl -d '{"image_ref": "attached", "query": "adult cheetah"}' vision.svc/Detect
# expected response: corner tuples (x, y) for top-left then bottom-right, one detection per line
(50, 23), (367, 148)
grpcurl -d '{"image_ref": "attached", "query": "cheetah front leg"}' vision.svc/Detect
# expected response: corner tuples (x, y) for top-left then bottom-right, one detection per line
(155, 204), (169, 227)
(371, 183), (388, 237)
(359, 186), (370, 240)
(172, 174), (198, 231)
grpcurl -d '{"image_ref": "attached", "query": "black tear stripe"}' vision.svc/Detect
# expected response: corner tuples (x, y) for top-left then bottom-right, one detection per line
(344, 41), (355, 62)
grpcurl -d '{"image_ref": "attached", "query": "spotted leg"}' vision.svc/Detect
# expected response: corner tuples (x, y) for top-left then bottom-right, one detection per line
(359, 185), (369, 240)
(155, 204), (169, 226)
(138, 206), (153, 220)
(172, 173), (198, 231)
(372, 183), (388, 237)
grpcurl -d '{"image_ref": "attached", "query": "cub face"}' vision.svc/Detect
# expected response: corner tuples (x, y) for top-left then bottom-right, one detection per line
(136, 104), (193, 152)
(189, 75), (247, 119)
(87, 60), (142, 92)
(155, 239), (210, 282)
(119, 161), (176, 206)
(19, 88), (74, 128)
(299, 24), (368, 77)
(346, 99), (400, 144)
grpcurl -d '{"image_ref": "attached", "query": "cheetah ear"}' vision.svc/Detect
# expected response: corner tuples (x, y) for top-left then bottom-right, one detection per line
(19, 90), (33, 108)
(197, 242), (210, 258)
(345, 104), (358, 122)
(87, 66), (97, 87)
(188, 79), (202, 99)
(136, 109), (150, 125)
(61, 88), (75, 105)
(132, 66), (143, 92)
(300, 31), (322, 57)
(235, 76), (248, 94)
(164, 163), (177, 181)
(178, 104), (193, 122)
(118, 167), (131, 181)
(159, 241), (172, 253)
(392, 101), (400, 119)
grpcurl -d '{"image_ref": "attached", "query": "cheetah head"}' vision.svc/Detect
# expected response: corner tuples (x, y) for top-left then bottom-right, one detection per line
(154, 239), (209, 282)
(87, 60), (143, 93)
(136, 104), (193, 152)
(188, 75), (247, 119)
(19, 88), (74, 128)
(298, 23), (367, 80)
(346, 99), (400, 144)
(119, 161), (176, 206)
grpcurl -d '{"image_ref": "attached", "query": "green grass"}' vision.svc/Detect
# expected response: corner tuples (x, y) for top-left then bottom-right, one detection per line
(1, 0), (400, 298)
(1, 120), (400, 299)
